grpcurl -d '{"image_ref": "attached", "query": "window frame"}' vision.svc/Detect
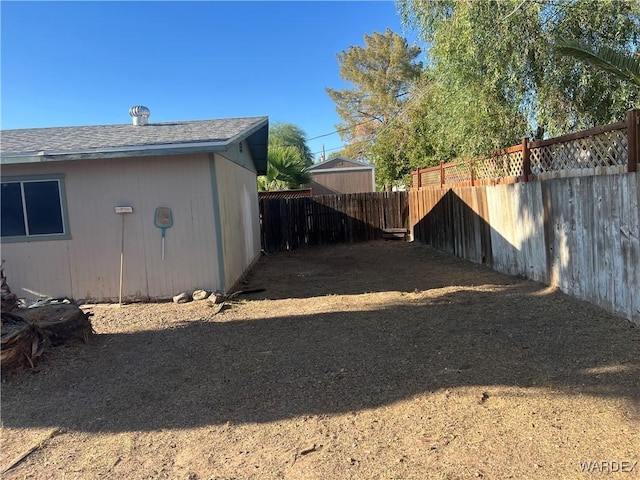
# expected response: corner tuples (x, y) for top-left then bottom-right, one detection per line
(1, 174), (71, 243)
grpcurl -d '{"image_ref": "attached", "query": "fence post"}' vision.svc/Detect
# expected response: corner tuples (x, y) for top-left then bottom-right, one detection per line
(470, 161), (475, 187)
(417, 168), (422, 188)
(628, 108), (639, 172)
(522, 137), (530, 182)
(440, 161), (445, 188)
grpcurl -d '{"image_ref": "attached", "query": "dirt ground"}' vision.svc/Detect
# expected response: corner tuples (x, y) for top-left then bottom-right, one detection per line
(1, 240), (639, 480)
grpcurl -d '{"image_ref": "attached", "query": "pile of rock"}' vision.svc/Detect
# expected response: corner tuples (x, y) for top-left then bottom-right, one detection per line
(172, 289), (225, 305)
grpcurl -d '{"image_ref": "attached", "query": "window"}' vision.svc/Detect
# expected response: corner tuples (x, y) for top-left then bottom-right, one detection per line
(1, 175), (69, 241)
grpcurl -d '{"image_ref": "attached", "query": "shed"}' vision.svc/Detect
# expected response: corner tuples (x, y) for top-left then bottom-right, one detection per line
(0, 108), (269, 302)
(306, 156), (375, 195)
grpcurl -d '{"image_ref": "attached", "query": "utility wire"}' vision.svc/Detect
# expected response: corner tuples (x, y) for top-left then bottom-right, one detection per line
(274, 90), (414, 147)
(311, 145), (343, 156)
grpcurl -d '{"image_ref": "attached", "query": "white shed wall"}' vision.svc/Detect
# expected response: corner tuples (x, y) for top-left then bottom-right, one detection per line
(214, 154), (261, 291)
(1, 154), (221, 301)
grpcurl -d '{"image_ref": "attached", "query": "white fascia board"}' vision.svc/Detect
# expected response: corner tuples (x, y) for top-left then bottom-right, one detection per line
(307, 166), (375, 174)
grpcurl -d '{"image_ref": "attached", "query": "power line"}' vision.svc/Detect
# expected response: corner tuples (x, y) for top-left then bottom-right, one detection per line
(311, 145), (343, 156)
(306, 117), (380, 142)
(297, 90), (415, 142)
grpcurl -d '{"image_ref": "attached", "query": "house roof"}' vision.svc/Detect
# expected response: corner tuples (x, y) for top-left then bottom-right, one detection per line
(0, 116), (270, 175)
(307, 156), (374, 171)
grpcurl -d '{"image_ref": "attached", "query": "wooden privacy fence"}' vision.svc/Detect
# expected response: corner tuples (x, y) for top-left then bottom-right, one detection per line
(408, 173), (640, 325)
(259, 192), (409, 253)
(411, 108), (639, 189)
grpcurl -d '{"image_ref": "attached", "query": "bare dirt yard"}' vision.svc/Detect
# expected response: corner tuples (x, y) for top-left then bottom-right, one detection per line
(1, 240), (639, 480)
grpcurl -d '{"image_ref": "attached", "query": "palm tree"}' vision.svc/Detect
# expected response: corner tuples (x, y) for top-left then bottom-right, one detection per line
(556, 40), (640, 87)
(257, 145), (311, 191)
(269, 122), (314, 167)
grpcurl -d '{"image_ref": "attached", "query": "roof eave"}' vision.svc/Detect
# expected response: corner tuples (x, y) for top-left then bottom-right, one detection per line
(242, 119), (269, 175)
(0, 141), (231, 164)
(307, 156), (373, 171)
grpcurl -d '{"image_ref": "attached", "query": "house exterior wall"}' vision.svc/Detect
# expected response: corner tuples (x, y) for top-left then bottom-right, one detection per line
(214, 153), (261, 291)
(308, 170), (375, 195)
(1, 153), (222, 302)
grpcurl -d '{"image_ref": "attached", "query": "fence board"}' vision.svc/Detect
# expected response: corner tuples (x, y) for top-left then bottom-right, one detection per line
(260, 192), (408, 253)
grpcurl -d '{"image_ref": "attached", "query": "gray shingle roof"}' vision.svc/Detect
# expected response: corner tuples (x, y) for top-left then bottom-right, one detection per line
(0, 116), (268, 156)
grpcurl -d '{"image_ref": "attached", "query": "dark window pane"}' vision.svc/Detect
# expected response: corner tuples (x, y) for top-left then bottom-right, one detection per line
(23, 181), (64, 235)
(1, 182), (26, 237)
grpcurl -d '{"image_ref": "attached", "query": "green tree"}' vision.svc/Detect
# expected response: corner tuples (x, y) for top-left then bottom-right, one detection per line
(269, 122), (314, 167)
(326, 28), (423, 167)
(257, 145), (311, 192)
(397, 0), (640, 163)
(370, 119), (411, 190)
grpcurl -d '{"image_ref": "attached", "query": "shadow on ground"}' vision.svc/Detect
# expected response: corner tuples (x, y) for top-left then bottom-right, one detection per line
(3, 281), (639, 433)
(242, 241), (506, 299)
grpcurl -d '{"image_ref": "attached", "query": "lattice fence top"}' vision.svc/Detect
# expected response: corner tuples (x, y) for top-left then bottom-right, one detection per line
(421, 169), (440, 186)
(410, 116), (634, 189)
(530, 128), (628, 175)
(476, 150), (524, 180)
(444, 161), (472, 183)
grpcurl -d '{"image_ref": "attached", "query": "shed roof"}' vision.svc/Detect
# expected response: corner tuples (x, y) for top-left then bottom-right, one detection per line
(307, 156), (374, 171)
(0, 116), (269, 174)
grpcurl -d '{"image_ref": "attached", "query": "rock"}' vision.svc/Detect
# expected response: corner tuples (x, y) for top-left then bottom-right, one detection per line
(192, 289), (208, 301)
(207, 291), (225, 304)
(173, 292), (191, 304)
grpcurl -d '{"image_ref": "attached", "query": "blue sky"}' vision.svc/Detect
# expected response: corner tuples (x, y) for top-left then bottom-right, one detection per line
(1, 1), (423, 161)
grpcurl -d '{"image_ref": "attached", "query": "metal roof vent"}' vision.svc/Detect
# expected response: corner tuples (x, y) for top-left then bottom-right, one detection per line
(129, 105), (150, 126)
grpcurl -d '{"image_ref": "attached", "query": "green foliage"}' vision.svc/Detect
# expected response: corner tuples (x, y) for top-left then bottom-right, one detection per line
(326, 28), (423, 173)
(396, 0), (640, 165)
(327, 150), (348, 161)
(269, 122), (314, 167)
(556, 40), (640, 88)
(257, 145), (311, 192)
(258, 122), (313, 191)
(370, 121), (410, 191)
(326, 1), (639, 188)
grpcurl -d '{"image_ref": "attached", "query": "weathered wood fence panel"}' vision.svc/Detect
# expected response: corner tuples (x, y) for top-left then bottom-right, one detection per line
(409, 173), (640, 325)
(260, 192), (409, 253)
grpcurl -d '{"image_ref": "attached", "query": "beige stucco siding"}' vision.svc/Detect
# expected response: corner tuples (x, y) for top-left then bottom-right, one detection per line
(1, 153), (220, 301)
(214, 153), (261, 291)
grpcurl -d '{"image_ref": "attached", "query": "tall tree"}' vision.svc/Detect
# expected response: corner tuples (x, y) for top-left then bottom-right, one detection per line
(397, 0), (640, 162)
(269, 122), (314, 167)
(326, 28), (423, 167)
(257, 122), (313, 191)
